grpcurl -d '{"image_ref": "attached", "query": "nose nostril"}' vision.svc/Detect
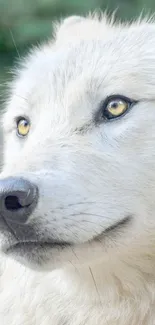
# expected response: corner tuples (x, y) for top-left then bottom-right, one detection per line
(0, 177), (39, 224)
(5, 196), (23, 211)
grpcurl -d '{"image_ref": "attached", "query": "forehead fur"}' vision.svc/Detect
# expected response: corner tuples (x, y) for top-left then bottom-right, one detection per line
(5, 14), (155, 120)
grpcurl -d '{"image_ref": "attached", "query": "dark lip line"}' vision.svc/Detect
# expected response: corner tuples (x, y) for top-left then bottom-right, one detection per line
(5, 241), (70, 253)
(104, 215), (131, 233)
(5, 216), (131, 252)
(94, 215), (132, 241)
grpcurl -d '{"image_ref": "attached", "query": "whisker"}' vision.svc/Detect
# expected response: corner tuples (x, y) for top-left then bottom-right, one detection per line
(64, 220), (105, 236)
(67, 201), (97, 207)
(14, 94), (28, 101)
(82, 212), (110, 219)
(57, 201), (97, 210)
(9, 29), (21, 59)
(71, 247), (80, 261)
(71, 212), (114, 222)
(64, 216), (105, 227)
(69, 260), (80, 276)
(89, 268), (110, 324)
(89, 267), (102, 306)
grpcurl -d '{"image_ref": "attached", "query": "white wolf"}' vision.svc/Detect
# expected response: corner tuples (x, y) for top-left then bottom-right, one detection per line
(0, 13), (155, 325)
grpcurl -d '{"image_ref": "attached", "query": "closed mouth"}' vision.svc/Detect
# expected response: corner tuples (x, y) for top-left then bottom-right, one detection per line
(4, 216), (131, 255)
(5, 240), (70, 254)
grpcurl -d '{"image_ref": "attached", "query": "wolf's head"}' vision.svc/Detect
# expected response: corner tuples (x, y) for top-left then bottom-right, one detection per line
(0, 14), (155, 270)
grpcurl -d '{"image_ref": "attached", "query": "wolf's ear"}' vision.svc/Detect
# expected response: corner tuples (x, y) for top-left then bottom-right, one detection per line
(53, 14), (110, 45)
(54, 15), (86, 44)
(58, 16), (85, 30)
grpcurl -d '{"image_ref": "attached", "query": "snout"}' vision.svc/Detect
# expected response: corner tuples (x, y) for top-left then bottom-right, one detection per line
(0, 177), (38, 224)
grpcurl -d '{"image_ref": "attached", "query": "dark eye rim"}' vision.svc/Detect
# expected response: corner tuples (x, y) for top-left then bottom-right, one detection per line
(16, 116), (30, 138)
(95, 95), (138, 123)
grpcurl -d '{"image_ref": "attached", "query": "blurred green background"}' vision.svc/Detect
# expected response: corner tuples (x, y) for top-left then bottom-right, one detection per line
(0, 0), (155, 85)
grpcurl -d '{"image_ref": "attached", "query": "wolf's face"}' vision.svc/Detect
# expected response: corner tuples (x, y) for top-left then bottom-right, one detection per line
(0, 15), (155, 269)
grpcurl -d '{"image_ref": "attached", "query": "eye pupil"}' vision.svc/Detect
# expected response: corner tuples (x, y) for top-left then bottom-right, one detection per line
(20, 120), (27, 127)
(109, 101), (120, 109)
(23, 121), (28, 126)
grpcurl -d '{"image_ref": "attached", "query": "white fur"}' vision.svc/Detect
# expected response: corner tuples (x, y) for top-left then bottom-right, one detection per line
(1, 13), (155, 324)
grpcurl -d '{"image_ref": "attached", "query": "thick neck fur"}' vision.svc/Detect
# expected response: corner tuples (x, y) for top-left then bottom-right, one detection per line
(1, 240), (155, 325)
(62, 247), (155, 325)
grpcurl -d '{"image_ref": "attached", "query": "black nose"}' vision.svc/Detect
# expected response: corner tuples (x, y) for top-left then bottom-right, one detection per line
(0, 177), (38, 224)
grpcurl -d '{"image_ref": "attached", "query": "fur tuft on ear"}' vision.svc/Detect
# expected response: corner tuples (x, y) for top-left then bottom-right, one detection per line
(53, 15), (86, 43)
(53, 14), (114, 46)
(59, 16), (85, 29)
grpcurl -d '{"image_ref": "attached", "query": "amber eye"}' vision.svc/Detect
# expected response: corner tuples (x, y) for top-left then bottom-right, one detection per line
(103, 96), (133, 120)
(17, 118), (30, 137)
